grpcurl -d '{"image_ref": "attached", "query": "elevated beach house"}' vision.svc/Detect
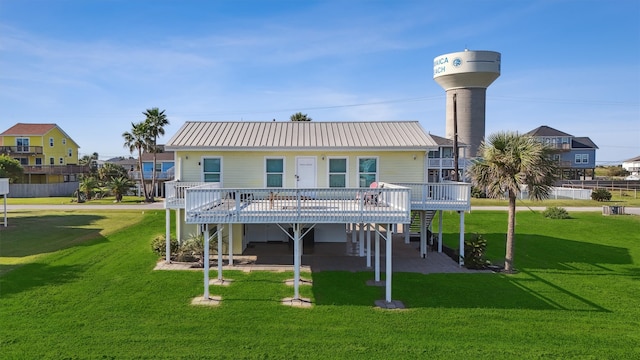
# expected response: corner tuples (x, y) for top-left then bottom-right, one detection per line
(163, 121), (471, 304)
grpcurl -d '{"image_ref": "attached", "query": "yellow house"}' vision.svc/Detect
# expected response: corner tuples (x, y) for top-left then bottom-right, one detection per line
(0, 123), (84, 184)
(162, 120), (472, 304)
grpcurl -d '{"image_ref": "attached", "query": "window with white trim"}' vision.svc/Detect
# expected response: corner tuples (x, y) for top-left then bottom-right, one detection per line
(59, 157), (64, 165)
(50, 157), (55, 165)
(49, 137), (54, 147)
(266, 158), (284, 188)
(575, 154), (589, 164)
(202, 158), (222, 182)
(16, 138), (29, 152)
(328, 158), (347, 188)
(68, 148), (73, 157)
(358, 157), (378, 187)
(62, 138), (66, 145)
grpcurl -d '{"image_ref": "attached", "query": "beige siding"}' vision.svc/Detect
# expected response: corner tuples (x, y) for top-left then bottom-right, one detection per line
(175, 150), (426, 186)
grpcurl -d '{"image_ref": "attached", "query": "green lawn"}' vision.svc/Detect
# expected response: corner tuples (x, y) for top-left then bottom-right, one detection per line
(1, 210), (639, 359)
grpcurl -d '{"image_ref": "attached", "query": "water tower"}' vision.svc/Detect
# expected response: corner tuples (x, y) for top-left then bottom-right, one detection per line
(433, 50), (501, 158)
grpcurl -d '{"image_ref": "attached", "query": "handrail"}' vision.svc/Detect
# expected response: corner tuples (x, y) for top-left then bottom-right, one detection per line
(183, 187), (411, 224)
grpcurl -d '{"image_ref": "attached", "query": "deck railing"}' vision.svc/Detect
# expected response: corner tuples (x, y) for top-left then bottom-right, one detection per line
(164, 181), (211, 208)
(393, 181), (471, 211)
(183, 186), (411, 224)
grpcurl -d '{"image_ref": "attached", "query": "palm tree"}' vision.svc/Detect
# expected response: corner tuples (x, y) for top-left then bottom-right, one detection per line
(467, 131), (557, 273)
(107, 176), (135, 202)
(79, 176), (99, 201)
(123, 121), (151, 202)
(98, 162), (129, 183)
(290, 112), (312, 121)
(143, 108), (169, 202)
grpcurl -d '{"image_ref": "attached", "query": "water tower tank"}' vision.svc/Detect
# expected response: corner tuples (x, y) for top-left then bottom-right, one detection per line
(433, 50), (501, 157)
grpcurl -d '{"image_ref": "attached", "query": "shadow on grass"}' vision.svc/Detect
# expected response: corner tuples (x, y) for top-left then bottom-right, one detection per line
(0, 214), (108, 257)
(442, 232), (633, 271)
(311, 271), (610, 312)
(0, 262), (87, 298)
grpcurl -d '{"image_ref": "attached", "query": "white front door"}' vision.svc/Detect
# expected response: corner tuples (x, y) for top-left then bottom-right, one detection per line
(295, 157), (317, 188)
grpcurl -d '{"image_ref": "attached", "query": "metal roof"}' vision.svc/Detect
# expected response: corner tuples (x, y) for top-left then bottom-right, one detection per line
(166, 121), (440, 151)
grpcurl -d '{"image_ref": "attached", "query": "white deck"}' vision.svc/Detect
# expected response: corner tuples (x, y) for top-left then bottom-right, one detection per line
(165, 181), (471, 225)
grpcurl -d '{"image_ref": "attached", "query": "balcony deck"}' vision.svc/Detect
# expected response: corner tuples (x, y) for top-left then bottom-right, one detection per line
(165, 181), (471, 225)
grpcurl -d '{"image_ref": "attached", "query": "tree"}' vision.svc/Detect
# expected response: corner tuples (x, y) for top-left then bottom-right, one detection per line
(0, 155), (23, 183)
(107, 176), (135, 202)
(142, 108), (169, 202)
(79, 176), (100, 201)
(98, 162), (129, 183)
(290, 112), (312, 121)
(123, 121), (151, 202)
(467, 131), (557, 273)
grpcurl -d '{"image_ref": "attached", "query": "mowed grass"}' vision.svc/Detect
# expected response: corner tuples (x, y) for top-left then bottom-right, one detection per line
(1, 210), (639, 359)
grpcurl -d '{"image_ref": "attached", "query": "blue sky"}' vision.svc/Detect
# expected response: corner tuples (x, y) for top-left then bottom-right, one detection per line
(1, 0), (638, 163)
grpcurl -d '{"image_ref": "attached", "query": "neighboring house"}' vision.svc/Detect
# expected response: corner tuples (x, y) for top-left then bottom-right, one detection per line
(426, 133), (469, 182)
(622, 155), (640, 180)
(525, 125), (598, 180)
(0, 123), (86, 184)
(105, 156), (138, 172)
(130, 147), (175, 197)
(162, 121), (472, 303)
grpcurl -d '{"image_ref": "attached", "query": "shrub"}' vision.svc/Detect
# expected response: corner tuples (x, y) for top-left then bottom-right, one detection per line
(542, 206), (570, 219)
(463, 233), (490, 269)
(151, 235), (178, 257)
(591, 188), (612, 202)
(471, 186), (487, 198)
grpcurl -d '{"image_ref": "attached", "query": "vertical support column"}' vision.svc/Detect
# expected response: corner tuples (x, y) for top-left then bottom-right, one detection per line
(165, 209), (171, 263)
(176, 208), (182, 244)
(385, 223), (393, 303)
(420, 211), (427, 258)
(404, 217), (410, 244)
(438, 210), (443, 253)
(374, 225), (380, 282)
(203, 224), (210, 299)
(228, 224), (234, 266)
(359, 223), (365, 257)
(366, 223), (372, 268)
(218, 224), (224, 281)
(351, 223), (357, 247)
(459, 211), (465, 267)
(293, 224), (301, 300)
(3, 195), (7, 227)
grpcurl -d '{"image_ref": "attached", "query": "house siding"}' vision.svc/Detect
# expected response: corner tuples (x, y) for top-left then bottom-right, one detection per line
(176, 150), (426, 187)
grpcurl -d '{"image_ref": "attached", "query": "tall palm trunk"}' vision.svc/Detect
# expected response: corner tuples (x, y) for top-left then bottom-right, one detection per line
(136, 148), (149, 202)
(505, 190), (516, 273)
(149, 151), (157, 202)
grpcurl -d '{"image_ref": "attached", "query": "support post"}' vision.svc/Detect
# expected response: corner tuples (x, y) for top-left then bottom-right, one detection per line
(3, 195), (7, 227)
(359, 223), (365, 257)
(218, 224), (224, 281)
(176, 208), (182, 244)
(165, 209), (171, 263)
(459, 211), (465, 267)
(366, 223), (372, 268)
(404, 220), (410, 244)
(420, 211), (427, 258)
(228, 224), (233, 266)
(385, 224), (392, 303)
(374, 225), (380, 282)
(203, 224), (210, 299)
(438, 210), (443, 253)
(293, 224), (301, 300)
